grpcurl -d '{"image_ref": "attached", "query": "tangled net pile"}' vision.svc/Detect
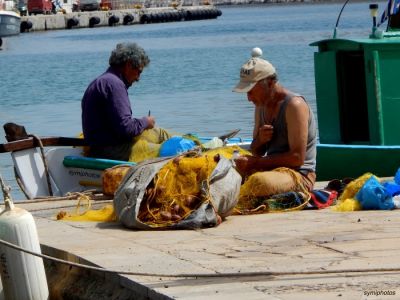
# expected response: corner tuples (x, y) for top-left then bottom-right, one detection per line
(234, 167), (311, 214)
(138, 146), (250, 226)
(56, 193), (116, 222)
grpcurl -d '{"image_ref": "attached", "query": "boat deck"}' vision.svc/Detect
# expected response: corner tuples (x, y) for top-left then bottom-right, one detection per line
(7, 183), (400, 299)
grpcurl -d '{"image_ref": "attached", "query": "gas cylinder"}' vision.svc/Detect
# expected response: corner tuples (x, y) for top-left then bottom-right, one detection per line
(0, 199), (49, 299)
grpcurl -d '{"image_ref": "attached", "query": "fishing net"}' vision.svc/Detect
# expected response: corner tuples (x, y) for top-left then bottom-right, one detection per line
(79, 127), (174, 163)
(337, 173), (375, 203)
(333, 198), (362, 212)
(57, 146), (245, 227)
(114, 148), (242, 229)
(136, 146), (248, 226)
(129, 138), (161, 163)
(234, 167), (310, 214)
(56, 194), (116, 222)
(332, 172), (375, 212)
(137, 155), (216, 226)
(137, 146), (250, 226)
(203, 145), (251, 159)
(129, 128), (173, 163)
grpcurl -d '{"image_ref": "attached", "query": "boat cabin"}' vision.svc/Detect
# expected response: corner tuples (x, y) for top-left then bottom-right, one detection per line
(311, 8), (400, 146)
(309, 2), (400, 180)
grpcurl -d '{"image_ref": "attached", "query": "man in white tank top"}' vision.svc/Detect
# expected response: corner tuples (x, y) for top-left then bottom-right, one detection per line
(233, 48), (317, 194)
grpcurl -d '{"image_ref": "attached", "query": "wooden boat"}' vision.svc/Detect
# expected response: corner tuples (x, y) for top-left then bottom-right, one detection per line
(0, 124), (251, 199)
(311, 1), (400, 180)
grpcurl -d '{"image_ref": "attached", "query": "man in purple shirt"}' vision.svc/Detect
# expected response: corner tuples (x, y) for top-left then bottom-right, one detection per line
(82, 42), (170, 161)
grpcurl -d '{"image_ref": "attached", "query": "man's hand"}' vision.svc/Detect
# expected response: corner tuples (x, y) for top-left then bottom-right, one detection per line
(146, 116), (155, 129)
(257, 124), (274, 144)
(235, 155), (258, 177)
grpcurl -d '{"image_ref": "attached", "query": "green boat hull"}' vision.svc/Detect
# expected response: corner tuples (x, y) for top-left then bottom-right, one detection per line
(316, 144), (400, 181)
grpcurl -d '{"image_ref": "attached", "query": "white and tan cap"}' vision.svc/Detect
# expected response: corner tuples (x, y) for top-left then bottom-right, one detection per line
(233, 47), (276, 93)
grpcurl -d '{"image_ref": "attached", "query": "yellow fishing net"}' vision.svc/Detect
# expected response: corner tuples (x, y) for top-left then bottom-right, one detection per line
(56, 194), (116, 222)
(136, 146), (250, 226)
(129, 138), (161, 163)
(137, 154), (216, 226)
(79, 127), (174, 163)
(203, 145), (251, 159)
(332, 172), (375, 212)
(137, 146), (249, 226)
(333, 198), (362, 212)
(57, 146), (247, 224)
(235, 167), (310, 214)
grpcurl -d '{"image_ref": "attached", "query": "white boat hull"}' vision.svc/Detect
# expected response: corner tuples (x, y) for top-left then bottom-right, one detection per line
(2, 132), (252, 199)
(0, 10), (20, 37)
(12, 147), (104, 199)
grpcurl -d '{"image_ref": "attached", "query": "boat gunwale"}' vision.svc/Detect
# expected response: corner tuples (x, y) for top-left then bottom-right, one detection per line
(0, 136), (88, 153)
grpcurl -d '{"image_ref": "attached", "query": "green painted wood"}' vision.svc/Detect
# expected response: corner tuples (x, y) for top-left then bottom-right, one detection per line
(316, 144), (400, 181)
(376, 49), (400, 144)
(312, 35), (400, 180)
(312, 36), (400, 146)
(363, 49), (381, 144)
(63, 155), (135, 170)
(314, 51), (341, 144)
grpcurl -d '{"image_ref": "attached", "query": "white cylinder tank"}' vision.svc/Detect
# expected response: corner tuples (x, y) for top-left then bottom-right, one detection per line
(0, 201), (49, 300)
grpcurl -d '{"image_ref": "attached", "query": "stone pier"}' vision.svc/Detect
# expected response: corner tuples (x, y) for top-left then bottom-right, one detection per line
(20, 5), (222, 32)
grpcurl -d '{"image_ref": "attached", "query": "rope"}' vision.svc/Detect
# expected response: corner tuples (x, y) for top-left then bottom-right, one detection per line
(22, 192), (111, 204)
(28, 134), (53, 197)
(0, 237), (400, 278)
(14, 166), (31, 199)
(0, 172), (12, 202)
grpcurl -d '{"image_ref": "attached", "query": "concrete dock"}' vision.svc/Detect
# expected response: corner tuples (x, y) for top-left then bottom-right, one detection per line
(7, 189), (400, 300)
(20, 6), (222, 32)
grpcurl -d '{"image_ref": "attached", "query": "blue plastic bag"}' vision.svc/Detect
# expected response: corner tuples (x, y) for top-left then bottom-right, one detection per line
(382, 181), (400, 196)
(355, 176), (394, 210)
(394, 167), (400, 185)
(159, 136), (196, 157)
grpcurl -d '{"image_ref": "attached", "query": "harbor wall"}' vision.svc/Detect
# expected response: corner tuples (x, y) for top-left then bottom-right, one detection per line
(20, 6), (222, 31)
(19, 0), (315, 32)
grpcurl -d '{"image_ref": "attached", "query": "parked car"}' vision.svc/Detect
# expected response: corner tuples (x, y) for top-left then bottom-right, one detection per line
(18, 0), (28, 16)
(78, 0), (100, 11)
(27, 0), (52, 14)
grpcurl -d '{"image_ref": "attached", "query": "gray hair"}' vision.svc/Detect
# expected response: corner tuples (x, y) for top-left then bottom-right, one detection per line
(109, 42), (150, 69)
(262, 74), (278, 86)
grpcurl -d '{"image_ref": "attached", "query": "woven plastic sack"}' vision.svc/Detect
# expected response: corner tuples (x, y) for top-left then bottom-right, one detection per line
(355, 176), (394, 210)
(113, 156), (241, 229)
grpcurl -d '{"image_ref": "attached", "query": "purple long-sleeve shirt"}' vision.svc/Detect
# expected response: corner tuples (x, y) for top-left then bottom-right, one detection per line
(81, 67), (148, 146)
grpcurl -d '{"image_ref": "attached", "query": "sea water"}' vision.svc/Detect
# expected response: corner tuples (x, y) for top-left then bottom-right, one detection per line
(0, 1), (385, 199)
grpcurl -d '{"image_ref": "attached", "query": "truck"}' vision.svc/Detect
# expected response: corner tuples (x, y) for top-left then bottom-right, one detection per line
(27, 0), (53, 14)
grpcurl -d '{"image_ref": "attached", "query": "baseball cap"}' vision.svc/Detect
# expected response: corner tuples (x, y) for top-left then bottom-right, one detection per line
(233, 49), (276, 93)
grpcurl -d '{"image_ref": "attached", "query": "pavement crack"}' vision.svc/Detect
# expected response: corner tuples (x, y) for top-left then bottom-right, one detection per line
(309, 239), (361, 258)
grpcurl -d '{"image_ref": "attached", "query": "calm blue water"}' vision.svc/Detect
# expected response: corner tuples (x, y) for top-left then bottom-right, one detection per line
(0, 1), (386, 199)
